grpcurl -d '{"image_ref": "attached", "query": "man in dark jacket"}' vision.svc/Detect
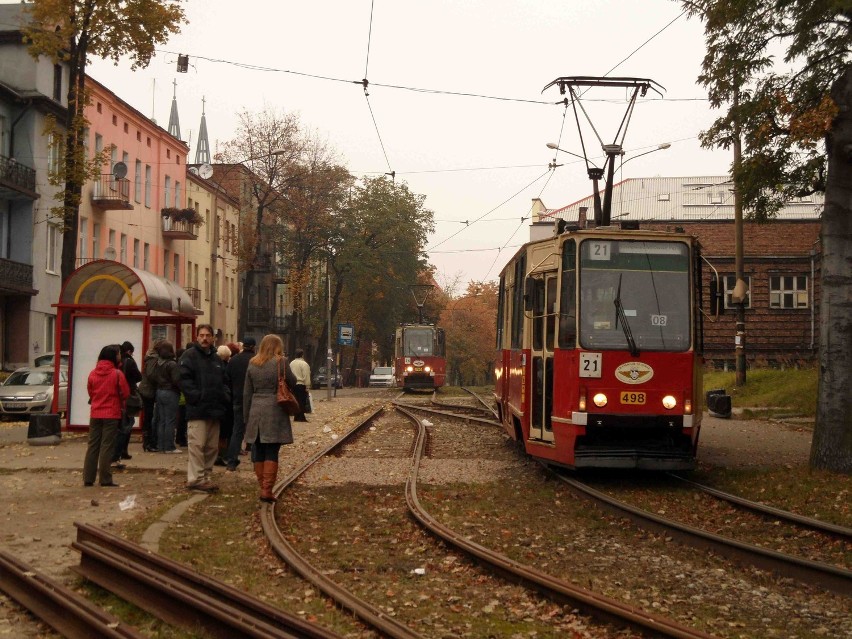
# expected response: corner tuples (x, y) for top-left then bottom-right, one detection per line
(112, 341), (142, 463)
(223, 337), (255, 471)
(178, 324), (230, 493)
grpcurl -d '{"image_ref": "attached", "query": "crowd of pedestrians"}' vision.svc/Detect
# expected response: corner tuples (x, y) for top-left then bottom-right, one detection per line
(82, 328), (312, 502)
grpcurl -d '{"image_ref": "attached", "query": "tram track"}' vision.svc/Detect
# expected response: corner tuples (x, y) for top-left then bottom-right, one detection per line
(557, 472), (851, 596)
(0, 550), (144, 639)
(261, 399), (722, 638)
(71, 522), (344, 639)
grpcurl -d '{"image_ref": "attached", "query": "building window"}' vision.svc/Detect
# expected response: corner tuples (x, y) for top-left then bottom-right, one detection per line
(166, 149), (171, 159)
(52, 64), (62, 100)
(96, 102), (102, 113)
(46, 223), (58, 273)
(144, 165), (151, 207)
(112, 114), (117, 126)
(164, 175), (171, 206)
(79, 218), (88, 259)
(134, 160), (141, 203)
(92, 222), (100, 258)
(107, 229), (116, 257)
(94, 133), (103, 159)
(120, 233), (127, 263)
(136, 131), (141, 142)
(173, 253), (180, 282)
(47, 133), (61, 174)
(45, 314), (55, 353)
(204, 268), (210, 301)
(123, 122), (128, 133)
(164, 249), (170, 277)
(174, 180), (180, 207)
(770, 275), (808, 309)
(723, 275), (751, 309)
(143, 243), (150, 271)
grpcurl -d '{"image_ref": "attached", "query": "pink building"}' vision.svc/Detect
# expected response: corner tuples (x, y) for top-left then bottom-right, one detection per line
(80, 76), (194, 286)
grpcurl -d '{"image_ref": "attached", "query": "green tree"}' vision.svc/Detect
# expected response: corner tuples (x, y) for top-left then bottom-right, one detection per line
(22, 0), (186, 281)
(333, 177), (434, 372)
(679, 0), (851, 471)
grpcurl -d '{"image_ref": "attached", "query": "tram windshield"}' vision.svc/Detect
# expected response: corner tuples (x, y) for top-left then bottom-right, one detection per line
(402, 327), (436, 356)
(578, 239), (691, 352)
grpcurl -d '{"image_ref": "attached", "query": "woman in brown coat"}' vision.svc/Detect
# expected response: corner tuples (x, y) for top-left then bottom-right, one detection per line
(243, 334), (297, 502)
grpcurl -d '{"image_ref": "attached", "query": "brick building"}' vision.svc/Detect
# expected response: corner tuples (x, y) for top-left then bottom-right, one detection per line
(530, 176), (822, 367)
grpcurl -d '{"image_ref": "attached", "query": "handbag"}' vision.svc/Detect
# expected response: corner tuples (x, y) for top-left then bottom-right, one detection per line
(125, 389), (143, 417)
(276, 358), (300, 415)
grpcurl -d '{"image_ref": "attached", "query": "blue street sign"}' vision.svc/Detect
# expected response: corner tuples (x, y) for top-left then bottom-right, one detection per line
(338, 323), (354, 346)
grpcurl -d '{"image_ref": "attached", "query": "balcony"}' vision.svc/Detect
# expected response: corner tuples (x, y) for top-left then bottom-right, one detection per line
(91, 174), (132, 210)
(185, 287), (202, 309)
(0, 258), (35, 295)
(161, 216), (199, 240)
(0, 155), (37, 200)
(247, 306), (271, 326)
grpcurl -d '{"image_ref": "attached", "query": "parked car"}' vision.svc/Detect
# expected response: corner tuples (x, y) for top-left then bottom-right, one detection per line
(369, 366), (395, 388)
(33, 351), (70, 368)
(311, 366), (343, 389)
(0, 365), (68, 418)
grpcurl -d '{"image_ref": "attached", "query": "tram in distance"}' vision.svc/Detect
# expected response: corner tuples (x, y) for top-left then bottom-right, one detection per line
(494, 225), (720, 470)
(394, 323), (447, 391)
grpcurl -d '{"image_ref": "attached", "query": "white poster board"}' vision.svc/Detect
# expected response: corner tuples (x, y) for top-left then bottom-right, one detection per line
(69, 316), (144, 428)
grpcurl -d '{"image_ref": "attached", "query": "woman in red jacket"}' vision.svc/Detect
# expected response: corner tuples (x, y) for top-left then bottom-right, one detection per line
(83, 345), (130, 487)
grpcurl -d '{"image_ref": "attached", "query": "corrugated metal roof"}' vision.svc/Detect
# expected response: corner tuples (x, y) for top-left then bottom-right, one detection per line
(544, 176), (823, 222)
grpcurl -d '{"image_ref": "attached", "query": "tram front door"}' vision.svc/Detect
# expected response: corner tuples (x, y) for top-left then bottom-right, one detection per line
(529, 275), (556, 442)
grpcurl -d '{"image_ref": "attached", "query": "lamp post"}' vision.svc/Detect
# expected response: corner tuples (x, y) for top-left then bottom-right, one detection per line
(326, 254), (333, 401)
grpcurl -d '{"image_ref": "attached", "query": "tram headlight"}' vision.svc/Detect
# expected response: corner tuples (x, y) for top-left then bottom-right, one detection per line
(662, 395), (677, 410)
(593, 393), (608, 407)
(406, 365), (414, 373)
(424, 366), (431, 372)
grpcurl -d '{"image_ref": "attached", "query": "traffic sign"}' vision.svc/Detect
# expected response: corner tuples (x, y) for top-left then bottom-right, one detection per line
(338, 323), (354, 346)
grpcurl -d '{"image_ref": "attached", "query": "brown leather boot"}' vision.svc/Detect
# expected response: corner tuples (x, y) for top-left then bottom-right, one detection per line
(254, 462), (264, 489)
(260, 461), (278, 503)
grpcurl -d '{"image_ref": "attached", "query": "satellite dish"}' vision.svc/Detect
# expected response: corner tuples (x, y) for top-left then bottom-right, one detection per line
(188, 167), (199, 175)
(112, 161), (128, 179)
(103, 246), (117, 260)
(198, 163), (213, 179)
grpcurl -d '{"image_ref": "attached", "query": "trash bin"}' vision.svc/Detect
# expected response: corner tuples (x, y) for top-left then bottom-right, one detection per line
(27, 413), (62, 446)
(706, 389), (732, 418)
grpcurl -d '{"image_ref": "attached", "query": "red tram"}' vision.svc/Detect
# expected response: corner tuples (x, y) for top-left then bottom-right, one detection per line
(394, 323), (446, 391)
(494, 226), (718, 470)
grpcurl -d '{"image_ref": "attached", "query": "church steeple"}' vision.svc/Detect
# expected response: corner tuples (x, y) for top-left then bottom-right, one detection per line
(167, 79), (181, 140)
(195, 96), (211, 165)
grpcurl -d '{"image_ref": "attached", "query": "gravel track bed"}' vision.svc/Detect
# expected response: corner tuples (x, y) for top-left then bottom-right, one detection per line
(412, 414), (851, 639)
(283, 407), (630, 638)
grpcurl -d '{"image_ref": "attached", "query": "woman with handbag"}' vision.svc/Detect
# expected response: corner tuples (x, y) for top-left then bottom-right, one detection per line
(243, 334), (297, 503)
(83, 345), (130, 487)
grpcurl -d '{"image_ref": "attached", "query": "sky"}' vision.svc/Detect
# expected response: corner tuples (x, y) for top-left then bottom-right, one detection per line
(86, 0), (732, 293)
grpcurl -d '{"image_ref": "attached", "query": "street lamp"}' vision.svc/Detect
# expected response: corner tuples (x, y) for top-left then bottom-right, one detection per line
(545, 142), (599, 166)
(618, 143), (671, 168)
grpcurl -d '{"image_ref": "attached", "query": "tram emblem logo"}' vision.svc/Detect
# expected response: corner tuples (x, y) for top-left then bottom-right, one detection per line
(615, 362), (654, 385)
(413, 360), (425, 367)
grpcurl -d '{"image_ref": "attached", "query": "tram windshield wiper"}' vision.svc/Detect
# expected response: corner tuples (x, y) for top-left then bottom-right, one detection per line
(614, 274), (640, 357)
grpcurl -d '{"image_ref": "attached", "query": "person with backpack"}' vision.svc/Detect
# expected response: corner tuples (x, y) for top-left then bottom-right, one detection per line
(138, 340), (162, 452)
(152, 341), (183, 453)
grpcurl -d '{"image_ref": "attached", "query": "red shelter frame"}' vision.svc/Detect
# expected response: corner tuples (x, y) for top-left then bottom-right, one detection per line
(53, 260), (201, 431)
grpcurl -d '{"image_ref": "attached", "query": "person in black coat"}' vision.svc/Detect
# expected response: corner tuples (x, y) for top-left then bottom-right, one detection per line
(223, 337), (255, 470)
(112, 341), (141, 463)
(178, 324), (230, 493)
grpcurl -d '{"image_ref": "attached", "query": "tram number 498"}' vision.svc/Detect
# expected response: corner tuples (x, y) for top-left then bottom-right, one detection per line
(620, 392), (646, 405)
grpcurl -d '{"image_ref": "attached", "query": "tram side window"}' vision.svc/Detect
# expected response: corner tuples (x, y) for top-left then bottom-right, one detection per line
(559, 240), (577, 348)
(531, 277), (545, 351)
(511, 255), (526, 349)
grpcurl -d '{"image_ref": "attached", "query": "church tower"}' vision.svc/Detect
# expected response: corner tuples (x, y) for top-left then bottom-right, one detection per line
(195, 97), (211, 165)
(167, 79), (181, 140)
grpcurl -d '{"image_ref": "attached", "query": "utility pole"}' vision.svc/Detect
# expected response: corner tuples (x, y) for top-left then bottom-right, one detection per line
(732, 86), (747, 385)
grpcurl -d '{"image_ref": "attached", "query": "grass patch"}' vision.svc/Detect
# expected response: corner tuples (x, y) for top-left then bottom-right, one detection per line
(704, 366), (817, 417)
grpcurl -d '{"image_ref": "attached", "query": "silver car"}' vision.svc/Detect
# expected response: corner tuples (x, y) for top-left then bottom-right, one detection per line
(369, 366), (395, 387)
(0, 365), (68, 418)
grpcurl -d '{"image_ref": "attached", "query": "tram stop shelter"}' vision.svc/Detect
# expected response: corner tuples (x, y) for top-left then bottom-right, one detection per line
(53, 260), (200, 430)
